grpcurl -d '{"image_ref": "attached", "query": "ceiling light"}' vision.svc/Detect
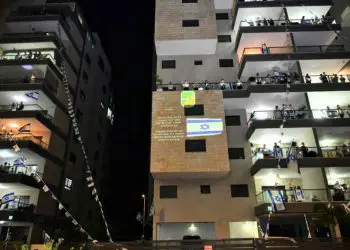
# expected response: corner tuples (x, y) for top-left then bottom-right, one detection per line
(0, 150), (16, 158)
(13, 95), (27, 102)
(21, 65), (33, 70)
(188, 224), (197, 232)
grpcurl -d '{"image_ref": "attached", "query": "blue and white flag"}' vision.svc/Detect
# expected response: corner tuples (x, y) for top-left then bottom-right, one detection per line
(13, 157), (25, 168)
(186, 118), (223, 137)
(25, 91), (39, 100)
(2, 193), (15, 204)
(295, 188), (304, 201)
(268, 190), (286, 212)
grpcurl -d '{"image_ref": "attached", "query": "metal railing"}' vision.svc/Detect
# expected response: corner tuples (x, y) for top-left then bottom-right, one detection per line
(242, 45), (345, 58)
(248, 109), (350, 122)
(256, 189), (329, 204)
(0, 164), (43, 177)
(0, 134), (49, 150)
(0, 104), (53, 120)
(156, 82), (245, 92)
(0, 200), (34, 211)
(240, 18), (336, 27)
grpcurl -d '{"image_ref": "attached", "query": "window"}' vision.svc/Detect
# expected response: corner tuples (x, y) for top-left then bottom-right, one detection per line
(182, 20), (199, 27)
(185, 139), (206, 152)
(64, 178), (73, 190)
(69, 152), (76, 164)
(218, 35), (232, 43)
(231, 184), (249, 197)
(97, 132), (102, 143)
(219, 59), (234, 67)
(161, 60), (176, 69)
(225, 116), (241, 126)
(200, 185), (211, 194)
(85, 54), (91, 66)
(160, 185), (177, 199)
(184, 104), (204, 116)
(194, 60), (203, 66)
(216, 13), (229, 20)
(94, 150), (99, 161)
(76, 108), (83, 122)
(80, 89), (86, 102)
(82, 71), (88, 84)
(98, 56), (105, 72)
(228, 148), (245, 159)
(182, 0), (197, 3)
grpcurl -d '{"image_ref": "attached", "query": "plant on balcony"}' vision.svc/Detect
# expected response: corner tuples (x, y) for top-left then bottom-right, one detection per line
(155, 74), (163, 85)
(313, 203), (342, 239)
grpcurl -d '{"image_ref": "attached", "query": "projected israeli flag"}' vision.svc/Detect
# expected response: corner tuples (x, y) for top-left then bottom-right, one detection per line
(2, 193), (15, 204)
(186, 118), (223, 137)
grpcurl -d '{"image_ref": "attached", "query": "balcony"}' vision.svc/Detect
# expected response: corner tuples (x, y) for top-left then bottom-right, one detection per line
(238, 45), (350, 78)
(246, 108), (350, 140)
(0, 32), (80, 72)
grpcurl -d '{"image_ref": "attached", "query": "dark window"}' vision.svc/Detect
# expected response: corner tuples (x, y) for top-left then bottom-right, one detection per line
(228, 148), (245, 159)
(184, 104), (204, 116)
(82, 71), (88, 84)
(98, 56), (105, 72)
(182, 0), (198, 3)
(69, 152), (76, 164)
(218, 35), (232, 43)
(231, 184), (249, 197)
(216, 13), (229, 20)
(94, 151), (99, 161)
(200, 185), (211, 194)
(194, 60), (203, 65)
(80, 89), (86, 102)
(182, 20), (199, 27)
(219, 59), (234, 67)
(160, 185), (177, 199)
(185, 139), (206, 152)
(85, 54), (91, 66)
(225, 116), (241, 126)
(162, 60), (176, 69)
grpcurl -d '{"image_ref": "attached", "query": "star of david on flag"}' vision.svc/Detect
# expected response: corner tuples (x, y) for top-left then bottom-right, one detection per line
(186, 118), (223, 137)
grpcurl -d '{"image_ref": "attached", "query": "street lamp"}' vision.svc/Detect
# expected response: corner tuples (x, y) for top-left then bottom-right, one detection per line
(141, 194), (146, 241)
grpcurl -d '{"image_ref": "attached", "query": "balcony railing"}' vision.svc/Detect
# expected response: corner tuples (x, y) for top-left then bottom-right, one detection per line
(156, 82), (245, 92)
(248, 74), (350, 85)
(248, 109), (350, 123)
(0, 49), (63, 75)
(0, 77), (59, 94)
(0, 134), (49, 150)
(241, 45), (345, 61)
(257, 189), (329, 204)
(0, 104), (53, 120)
(0, 200), (34, 212)
(240, 18), (336, 28)
(0, 164), (43, 177)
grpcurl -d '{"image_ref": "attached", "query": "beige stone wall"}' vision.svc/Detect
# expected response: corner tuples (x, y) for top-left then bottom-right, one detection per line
(151, 90), (230, 177)
(155, 0), (217, 41)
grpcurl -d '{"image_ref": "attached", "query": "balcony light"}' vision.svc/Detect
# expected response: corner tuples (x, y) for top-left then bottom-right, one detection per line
(21, 65), (33, 70)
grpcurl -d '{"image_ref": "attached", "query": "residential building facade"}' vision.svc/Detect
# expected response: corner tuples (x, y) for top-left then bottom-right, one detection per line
(151, 0), (350, 241)
(0, 0), (114, 243)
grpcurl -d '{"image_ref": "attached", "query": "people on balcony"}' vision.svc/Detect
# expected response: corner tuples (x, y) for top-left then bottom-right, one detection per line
(305, 73), (312, 84)
(273, 142), (283, 158)
(219, 78), (226, 90)
(182, 80), (189, 90)
(340, 75), (346, 83)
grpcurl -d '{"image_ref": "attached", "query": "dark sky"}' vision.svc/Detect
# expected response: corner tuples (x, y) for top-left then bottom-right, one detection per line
(77, 0), (155, 240)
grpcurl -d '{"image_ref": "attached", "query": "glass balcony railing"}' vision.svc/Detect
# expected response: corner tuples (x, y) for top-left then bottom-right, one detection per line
(0, 134), (49, 150)
(256, 189), (329, 205)
(0, 164), (43, 178)
(248, 109), (350, 122)
(0, 104), (53, 120)
(156, 82), (245, 92)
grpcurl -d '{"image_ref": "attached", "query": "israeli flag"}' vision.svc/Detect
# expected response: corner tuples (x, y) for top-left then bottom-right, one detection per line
(25, 91), (39, 100)
(13, 157), (25, 168)
(186, 118), (223, 137)
(295, 188), (304, 201)
(268, 190), (286, 212)
(2, 193), (15, 204)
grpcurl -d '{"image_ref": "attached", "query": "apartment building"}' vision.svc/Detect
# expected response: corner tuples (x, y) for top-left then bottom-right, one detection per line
(0, 0), (114, 243)
(151, 0), (350, 241)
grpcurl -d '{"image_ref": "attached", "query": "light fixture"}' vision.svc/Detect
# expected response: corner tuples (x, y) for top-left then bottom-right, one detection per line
(0, 150), (16, 158)
(21, 65), (33, 70)
(0, 221), (6, 224)
(8, 123), (19, 128)
(188, 223), (197, 232)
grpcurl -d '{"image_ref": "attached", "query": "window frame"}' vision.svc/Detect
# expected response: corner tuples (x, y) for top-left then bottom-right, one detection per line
(161, 60), (176, 69)
(182, 19), (199, 27)
(159, 185), (178, 199)
(230, 184), (249, 197)
(219, 59), (234, 68)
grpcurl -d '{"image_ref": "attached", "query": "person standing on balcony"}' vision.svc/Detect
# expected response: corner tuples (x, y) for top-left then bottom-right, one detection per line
(305, 74), (312, 84)
(182, 80), (189, 90)
(219, 78), (226, 90)
(300, 142), (308, 157)
(337, 104), (344, 118)
(339, 75), (346, 83)
(261, 43), (269, 54)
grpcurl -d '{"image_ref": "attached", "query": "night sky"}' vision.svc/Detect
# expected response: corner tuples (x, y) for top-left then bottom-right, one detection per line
(77, 0), (155, 240)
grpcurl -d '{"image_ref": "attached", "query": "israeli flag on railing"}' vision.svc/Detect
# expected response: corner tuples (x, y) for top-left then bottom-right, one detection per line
(268, 190), (286, 212)
(14, 157), (25, 168)
(295, 188), (304, 201)
(2, 193), (15, 204)
(186, 118), (223, 137)
(25, 91), (39, 100)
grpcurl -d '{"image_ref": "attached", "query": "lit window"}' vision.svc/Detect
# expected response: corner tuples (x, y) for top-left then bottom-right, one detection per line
(65, 178), (73, 190)
(107, 108), (113, 124)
